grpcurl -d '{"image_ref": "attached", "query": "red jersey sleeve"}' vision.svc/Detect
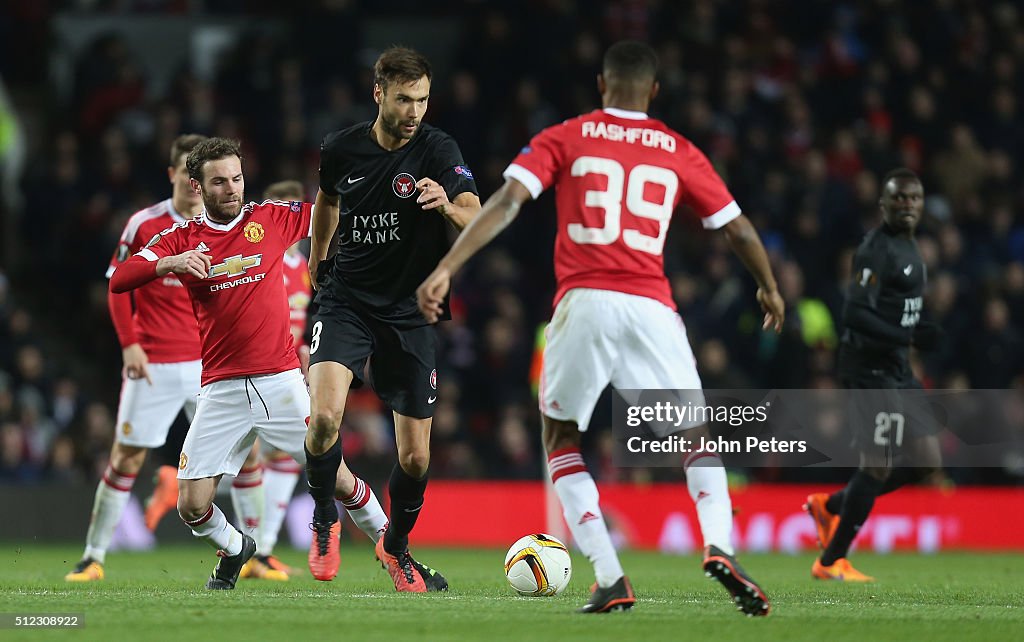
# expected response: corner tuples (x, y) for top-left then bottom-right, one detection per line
(677, 141), (741, 230)
(109, 256), (160, 293)
(106, 217), (141, 344)
(502, 124), (566, 199)
(107, 290), (138, 347)
(265, 201), (313, 246)
(137, 223), (187, 261)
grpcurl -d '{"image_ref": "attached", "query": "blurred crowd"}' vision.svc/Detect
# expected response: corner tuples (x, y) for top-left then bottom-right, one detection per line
(1, 0), (1022, 486)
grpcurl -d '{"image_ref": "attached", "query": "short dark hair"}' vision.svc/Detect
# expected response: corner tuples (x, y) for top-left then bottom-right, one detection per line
(374, 46), (432, 92)
(882, 167), (920, 186)
(263, 180), (304, 201)
(603, 40), (658, 81)
(170, 134), (207, 167)
(186, 137), (242, 182)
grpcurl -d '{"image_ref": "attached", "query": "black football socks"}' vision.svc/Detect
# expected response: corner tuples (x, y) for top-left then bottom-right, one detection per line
(826, 466), (933, 516)
(384, 464), (428, 555)
(305, 439), (342, 524)
(821, 471), (884, 566)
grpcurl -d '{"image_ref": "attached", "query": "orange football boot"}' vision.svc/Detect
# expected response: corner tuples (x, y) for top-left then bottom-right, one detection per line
(144, 465), (180, 532)
(261, 554), (295, 575)
(812, 557), (875, 582)
(308, 521), (341, 581)
(375, 532), (428, 593)
(240, 555), (289, 581)
(65, 558), (104, 582)
(803, 492), (839, 549)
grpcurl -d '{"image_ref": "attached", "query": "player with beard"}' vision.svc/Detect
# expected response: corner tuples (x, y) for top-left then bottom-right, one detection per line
(804, 168), (943, 581)
(304, 47), (480, 591)
(109, 138), (387, 589)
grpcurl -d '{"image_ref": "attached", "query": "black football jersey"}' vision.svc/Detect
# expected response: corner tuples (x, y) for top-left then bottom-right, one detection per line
(839, 223), (927, 373)
(318, 122), (477, 326)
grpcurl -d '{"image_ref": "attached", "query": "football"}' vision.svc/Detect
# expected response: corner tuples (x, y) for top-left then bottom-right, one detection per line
(503, 534), (573, 596)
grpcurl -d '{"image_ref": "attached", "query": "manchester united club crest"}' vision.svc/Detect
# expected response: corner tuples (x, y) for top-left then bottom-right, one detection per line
(244, 221), (265, 243)
(429, 368), (437, 390)
(179, 453), (188, 470)
(392, 173), (416, 198)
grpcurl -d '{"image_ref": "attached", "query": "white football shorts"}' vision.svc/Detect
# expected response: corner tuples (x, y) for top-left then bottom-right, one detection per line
(177, 369), (308, 480)
(115, 359), (201, 448)
(539, 288), (705, 434)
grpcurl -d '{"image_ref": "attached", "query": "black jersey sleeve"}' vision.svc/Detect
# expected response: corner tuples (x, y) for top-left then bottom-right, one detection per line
(844, 240), (912, 345)
(429, 134), (478, 200)
(319, 132), (343, 196)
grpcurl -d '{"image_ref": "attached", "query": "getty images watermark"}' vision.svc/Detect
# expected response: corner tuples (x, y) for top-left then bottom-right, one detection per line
(611, 389), (1024, 469)
(623, 399), (808, 455)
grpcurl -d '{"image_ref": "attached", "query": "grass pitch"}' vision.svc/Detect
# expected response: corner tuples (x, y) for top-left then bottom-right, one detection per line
(1, 544), (1021, 642)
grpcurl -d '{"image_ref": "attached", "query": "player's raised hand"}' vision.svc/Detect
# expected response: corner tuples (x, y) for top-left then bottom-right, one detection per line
(757, 287), (785, 333)
(415, 177), (451, 216)
(158, 250), (211, 279)
(122, 343), (153, 385)
(416, 266), (452, 323)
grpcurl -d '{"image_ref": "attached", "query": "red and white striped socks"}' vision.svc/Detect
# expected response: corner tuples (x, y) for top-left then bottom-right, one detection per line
(684, 448), (734, 555)
(259, 455), (301, 555)
(83, 464), (137, 564)
(548, 447), (624, 588)
(230, 464), (264, 539)
(336, 476), (387, 543)
(184, 504), (243, 556)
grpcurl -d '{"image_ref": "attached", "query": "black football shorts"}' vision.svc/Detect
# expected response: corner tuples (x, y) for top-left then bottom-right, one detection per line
(309, 291), (439, 419)
(840, 374), (938, 461)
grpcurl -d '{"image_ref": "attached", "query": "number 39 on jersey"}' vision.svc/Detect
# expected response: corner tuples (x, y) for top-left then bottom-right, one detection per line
(504, 107), (742, 310)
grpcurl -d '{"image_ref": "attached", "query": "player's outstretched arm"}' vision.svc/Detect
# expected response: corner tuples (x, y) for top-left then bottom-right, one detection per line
(721, 214), (785, 333)
(416, 178), (532, 322)
(109, 250), (210, 293)
(309, 189), (340, 289)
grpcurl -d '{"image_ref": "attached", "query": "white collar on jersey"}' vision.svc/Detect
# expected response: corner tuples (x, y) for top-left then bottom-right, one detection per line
(603, 107), (649, 120)
(201, 206), (246, 231)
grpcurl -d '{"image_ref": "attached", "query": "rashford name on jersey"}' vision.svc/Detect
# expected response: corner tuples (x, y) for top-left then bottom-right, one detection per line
(137, 200), (313, 385)
(580, 120), (677, 151)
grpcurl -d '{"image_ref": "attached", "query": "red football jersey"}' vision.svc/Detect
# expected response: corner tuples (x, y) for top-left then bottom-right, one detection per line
(282, 250), (312, 337)
(106, 199), (202, 363)
(137, 200), (312, 385)
(504, 108), (741, 310)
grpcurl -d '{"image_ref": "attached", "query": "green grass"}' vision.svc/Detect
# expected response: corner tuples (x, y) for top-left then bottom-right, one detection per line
(1, 544), (1022, 641)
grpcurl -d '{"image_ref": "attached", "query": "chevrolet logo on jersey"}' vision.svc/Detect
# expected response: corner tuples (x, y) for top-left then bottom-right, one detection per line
(209, 254), (263, 278)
